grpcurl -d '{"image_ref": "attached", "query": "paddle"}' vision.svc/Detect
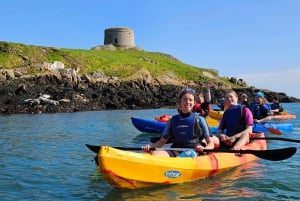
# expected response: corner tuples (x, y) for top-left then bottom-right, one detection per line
(85, 144), (296, 161)
(150, 136), (300, 144)
(268, 127), (282, 135)
(264, 126), (282, 135)
(250, 137), (300, 143)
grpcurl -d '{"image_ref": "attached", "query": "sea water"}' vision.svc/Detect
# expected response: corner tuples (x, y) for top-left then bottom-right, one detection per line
(0, 103), (299, 201)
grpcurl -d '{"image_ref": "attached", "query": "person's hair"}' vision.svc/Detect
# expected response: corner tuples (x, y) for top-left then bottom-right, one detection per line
(226, 89), (238, 98)
(241, 93), (247, 98)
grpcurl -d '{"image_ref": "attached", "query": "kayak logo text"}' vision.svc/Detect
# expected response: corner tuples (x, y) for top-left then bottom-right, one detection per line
(165, 170), (181, 178)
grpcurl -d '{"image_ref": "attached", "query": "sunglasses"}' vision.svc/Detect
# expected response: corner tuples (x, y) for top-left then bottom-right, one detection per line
(181, 88), (195, 94)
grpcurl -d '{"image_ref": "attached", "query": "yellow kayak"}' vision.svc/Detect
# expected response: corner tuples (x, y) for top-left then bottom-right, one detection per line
(206, 116), (219, 127)
(208, 110), (224, 120)
(96, 133), (267, 189)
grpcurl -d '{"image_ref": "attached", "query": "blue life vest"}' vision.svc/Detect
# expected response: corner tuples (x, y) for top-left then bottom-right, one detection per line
(222, 105), (246, 136)
(271, 103), (283, 112)
(171, 112), (203, 148)
(250, 103), (270, 119)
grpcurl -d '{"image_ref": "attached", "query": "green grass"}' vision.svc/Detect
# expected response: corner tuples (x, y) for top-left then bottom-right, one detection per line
(63, 48), (217, 80)
(0, 41), (223, 84)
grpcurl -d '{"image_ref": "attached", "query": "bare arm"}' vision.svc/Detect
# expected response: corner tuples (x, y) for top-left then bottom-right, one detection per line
(205, 83), (212, 103)
(151, 137), (168, 148)
(195, 116), (215, 152)
(204, 137), (215, 149)
(230, 125), (252, 140)
(142, 118), (172, 152)
(254, 116), (272, 123)
(142, 137), (168, 152)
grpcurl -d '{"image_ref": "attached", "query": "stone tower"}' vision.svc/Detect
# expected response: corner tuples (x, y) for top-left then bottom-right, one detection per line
(104, 27), (135, 48)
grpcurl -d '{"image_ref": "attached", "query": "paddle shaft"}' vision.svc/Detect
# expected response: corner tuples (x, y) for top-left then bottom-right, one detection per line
(250, 137), (300, 143)
(85, 144), (296, 161)
(150, 136), (300, 144)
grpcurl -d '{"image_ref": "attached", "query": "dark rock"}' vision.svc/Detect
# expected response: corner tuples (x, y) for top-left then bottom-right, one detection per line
(0, 72), (299, 115)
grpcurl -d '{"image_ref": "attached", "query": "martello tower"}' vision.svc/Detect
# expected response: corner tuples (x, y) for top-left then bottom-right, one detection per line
(104, 27), (135, 48)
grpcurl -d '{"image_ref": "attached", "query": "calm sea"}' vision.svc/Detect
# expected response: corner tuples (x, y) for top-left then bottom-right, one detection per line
(1, 103), (300, 201)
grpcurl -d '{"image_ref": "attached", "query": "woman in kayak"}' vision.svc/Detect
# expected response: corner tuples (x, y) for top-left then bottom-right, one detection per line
(192, 82), (212, 117)
(250, 91), (272, 123)
(217, 90), (253, 150)
(142, 88), (219, 157)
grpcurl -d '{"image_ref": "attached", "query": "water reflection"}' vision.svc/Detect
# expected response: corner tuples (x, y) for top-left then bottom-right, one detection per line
(100, 162), (264, 201)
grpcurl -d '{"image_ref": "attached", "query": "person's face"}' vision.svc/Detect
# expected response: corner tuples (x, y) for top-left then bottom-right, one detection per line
(180, 92), (195, 113)
(241, 95), (247, 101)
(255, 96), (263, 103)
(197, 93), (204, 103)
(225, 92), (238, 105)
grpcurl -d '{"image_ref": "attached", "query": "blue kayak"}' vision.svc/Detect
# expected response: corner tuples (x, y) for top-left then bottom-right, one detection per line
(253, 123), (293, 132)
(131, 117), (219, 134)
(131, 117), (166, 134)
(131, 117), (293, 134)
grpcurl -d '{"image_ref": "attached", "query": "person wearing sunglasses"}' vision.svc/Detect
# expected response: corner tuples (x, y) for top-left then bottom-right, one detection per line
(142, 89), (219, 157)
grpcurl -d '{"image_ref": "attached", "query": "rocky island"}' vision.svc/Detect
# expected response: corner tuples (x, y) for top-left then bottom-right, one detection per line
(0, 40), (299, 115)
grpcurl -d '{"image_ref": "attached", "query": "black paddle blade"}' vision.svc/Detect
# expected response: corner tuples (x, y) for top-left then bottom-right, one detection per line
(86, 144), (100, 153)
(244, 147), (297, 161)
(203, 147), (297, 161)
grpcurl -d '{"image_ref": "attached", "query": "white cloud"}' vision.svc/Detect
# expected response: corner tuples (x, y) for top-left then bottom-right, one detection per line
(236, 68), (300, 98)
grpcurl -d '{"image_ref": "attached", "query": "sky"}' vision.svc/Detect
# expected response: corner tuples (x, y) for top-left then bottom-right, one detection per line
(1, 0), (300, 98)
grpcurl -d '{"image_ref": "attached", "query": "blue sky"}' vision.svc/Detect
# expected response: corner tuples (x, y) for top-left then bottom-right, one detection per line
(1, 0), (299, 98)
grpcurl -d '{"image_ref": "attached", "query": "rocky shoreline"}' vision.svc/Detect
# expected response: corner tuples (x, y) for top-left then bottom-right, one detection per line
(0, 75), (178, 115)
(1, 68), (299, 115)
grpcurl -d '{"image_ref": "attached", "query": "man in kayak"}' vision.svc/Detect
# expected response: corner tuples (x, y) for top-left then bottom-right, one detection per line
(239, 93), (250, 108)
(217, 90), (253, 150)
(142, 88), (219, 157)
(250, 91), (272, 123)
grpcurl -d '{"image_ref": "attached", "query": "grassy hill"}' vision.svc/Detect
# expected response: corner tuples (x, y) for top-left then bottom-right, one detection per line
(0, 41), (238, 88)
